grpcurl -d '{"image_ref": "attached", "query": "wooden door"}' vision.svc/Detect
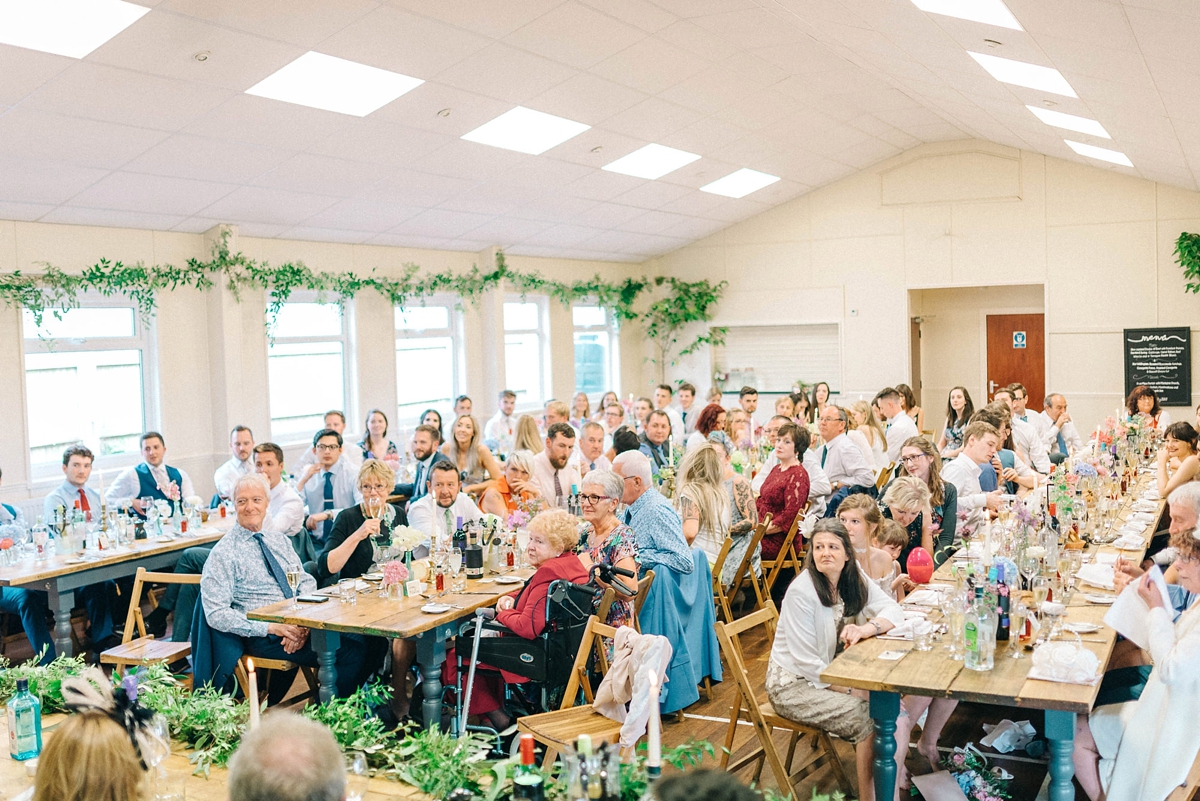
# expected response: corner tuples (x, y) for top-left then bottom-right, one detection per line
(910, 319), (922, 408)
(985, 313), (1044, 405)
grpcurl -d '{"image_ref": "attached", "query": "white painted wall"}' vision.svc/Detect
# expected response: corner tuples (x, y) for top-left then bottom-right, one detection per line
(644, 139), (1200, 439)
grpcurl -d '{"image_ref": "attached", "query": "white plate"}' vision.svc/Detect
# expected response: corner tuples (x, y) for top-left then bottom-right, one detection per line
(362, 572), (383, 581)
(421, 603), (451, 614)
(1065, 622), (1101, 634)
(63, 557), (85, 565)
(1084, 594), (1115, 605)
(495, 575), (524, 584)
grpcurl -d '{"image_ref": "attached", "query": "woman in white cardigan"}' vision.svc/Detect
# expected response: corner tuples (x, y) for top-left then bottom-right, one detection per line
(766, 518), (909, 801)
(1073, 527), (1200, 801)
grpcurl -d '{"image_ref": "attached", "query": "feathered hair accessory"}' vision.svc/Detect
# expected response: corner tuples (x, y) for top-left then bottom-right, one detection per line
(60, 667), (160, 770)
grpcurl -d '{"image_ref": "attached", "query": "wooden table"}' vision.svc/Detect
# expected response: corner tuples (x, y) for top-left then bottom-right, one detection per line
(0, 518), (232, 657)
(248, 569), (535, 729)
(821, 475), (1168, 801)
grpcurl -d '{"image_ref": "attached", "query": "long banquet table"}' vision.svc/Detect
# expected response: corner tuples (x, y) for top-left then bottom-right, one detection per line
(248, 567), (535, 729)
(821, 474), (1168, 801)
(0, 517), (233, 657)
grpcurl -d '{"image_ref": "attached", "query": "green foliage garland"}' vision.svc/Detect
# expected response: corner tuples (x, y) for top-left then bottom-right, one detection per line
(1175, 232), (1200, 294)
(0, 233), (723, 362)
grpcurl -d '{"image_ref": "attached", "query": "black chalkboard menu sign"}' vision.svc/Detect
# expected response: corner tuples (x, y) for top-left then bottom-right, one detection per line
(1123, 327), (1191, 406)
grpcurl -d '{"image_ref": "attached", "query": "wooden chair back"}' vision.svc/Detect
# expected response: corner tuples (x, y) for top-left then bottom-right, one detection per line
(100, 567), (201, 675)
(632, 570), (654, 632)
(711, 536), (736, 622)
(122, 567), (202, 643)
(715, 602), (851, 798)
(876, 463), (895, 491)
(1166, 745), (1200, 800)
(763, 506), (807, 594)
(726, 514), (771, 617)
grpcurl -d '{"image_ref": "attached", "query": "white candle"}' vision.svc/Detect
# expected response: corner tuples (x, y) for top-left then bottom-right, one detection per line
(647, 670), (661, 768)
(246, 658), (260, 729)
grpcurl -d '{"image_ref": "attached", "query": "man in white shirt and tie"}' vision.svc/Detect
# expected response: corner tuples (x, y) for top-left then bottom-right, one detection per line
(676, 382), (699, 435)
(816, 406), (876, 517)
(213, 426), (255, 503)
(294, 410), (363, 473)
(297, 429), (360, 545)
(994, 385), (1051, 474)
(531, 423), (582, 506)
(653, 384), (686, 447)
(407, 462), (482, 548)
(579, 422), (612, 476)
(942, 421), (1003, 524)
(1037, 393), (1083, 465)
(43, 445), (101, 522)
(105, 432), (195, 518)
(753, 415), (833, 517)
(483, 390), (518, 456)
(877, 387), (918, 463)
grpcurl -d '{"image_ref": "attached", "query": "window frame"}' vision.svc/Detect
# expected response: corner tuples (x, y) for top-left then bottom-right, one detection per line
(265, 291), (356, 446)
(394, 294), (465, 426)
(571, 302), (621, 401)
(503, 295), (551, 411)
(21, 293), (160, 482)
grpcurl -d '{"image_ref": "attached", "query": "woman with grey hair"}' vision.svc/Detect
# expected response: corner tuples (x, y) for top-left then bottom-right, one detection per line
(578, 469), (639, 628)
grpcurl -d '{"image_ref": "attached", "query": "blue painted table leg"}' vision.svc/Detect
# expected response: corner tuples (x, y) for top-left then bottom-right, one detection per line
(310, 629), (340, 704)
(1045, 710), (1077, 801)
(870, 691), (900, 801)
(416, 629), (447, 731)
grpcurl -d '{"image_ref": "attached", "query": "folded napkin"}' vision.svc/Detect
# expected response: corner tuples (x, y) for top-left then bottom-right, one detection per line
(903, 589), (942, 607)
(1141, 490), (1160, 501)
(1129, 512), (1157, 524)
(1119, 520), (1147, 533)
(1112, 534), (1147, 550)
(1094, 552), (1119, 565)
(1029, 641), (1100, 685)
(879, 617), (933, 641)
(1076, 562), (1116, 590)
(952, 542), (984, 560)
(1132, 501), (1159, 512)
(982, 719), (1037, 754)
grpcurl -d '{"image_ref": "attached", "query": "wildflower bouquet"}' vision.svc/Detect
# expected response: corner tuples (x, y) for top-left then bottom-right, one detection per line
(942, 744), (1013, 801)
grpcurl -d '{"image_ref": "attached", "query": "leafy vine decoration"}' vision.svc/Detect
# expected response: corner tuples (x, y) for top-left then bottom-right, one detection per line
(0, 233), (722, 358)
(1175, 232), (1200, 294)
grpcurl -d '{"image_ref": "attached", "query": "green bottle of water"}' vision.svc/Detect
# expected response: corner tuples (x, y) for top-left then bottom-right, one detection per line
(8, 678), (42, 760)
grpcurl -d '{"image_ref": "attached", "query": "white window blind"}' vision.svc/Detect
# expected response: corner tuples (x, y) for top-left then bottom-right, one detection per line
(715, 324), (841, 392)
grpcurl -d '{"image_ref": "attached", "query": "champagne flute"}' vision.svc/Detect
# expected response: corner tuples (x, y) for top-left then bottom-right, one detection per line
(286, 568), (302, 611)
(1008, 602), (1028, 658)
(366, 496), (383, 520)
(345, 752), (369, 801)
(1031, 576), (1050, 609)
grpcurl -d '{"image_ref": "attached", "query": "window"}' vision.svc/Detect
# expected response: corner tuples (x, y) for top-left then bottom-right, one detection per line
(714, 323), (842, 393)
(504, 298), (549, 406)
(267, 299), (352, 442)
(23, 300), (156, 472)
(573, 304), (619, 397)
(395, 299), (462, 423)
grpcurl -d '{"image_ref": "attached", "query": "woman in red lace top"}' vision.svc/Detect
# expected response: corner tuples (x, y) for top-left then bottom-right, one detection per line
(756, 422), (811, 560)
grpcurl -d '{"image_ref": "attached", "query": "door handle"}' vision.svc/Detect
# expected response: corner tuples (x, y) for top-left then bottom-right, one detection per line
(988, 380), (997, 394)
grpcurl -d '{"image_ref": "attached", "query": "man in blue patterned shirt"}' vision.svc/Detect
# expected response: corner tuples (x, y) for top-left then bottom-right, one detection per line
(201, 473), (366, 701)
(612, 450), (693, 576)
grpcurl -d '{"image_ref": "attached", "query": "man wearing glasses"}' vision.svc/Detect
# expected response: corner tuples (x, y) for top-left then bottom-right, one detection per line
(299, 429), (361, 545)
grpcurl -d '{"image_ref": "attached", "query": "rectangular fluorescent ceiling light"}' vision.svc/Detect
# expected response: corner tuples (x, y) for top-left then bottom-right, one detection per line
(0, 0), (149, 58)
(246, 52), (423, 117)
(603, 144), (701, 180)
(461, 106), (589, 155)
(968, 52), (1076, 97)
(701, 168), (781, 198)
(911, 0), (1022, 30)
(1026, 105), (1109, 138)
(1065, 139), (1132, 167)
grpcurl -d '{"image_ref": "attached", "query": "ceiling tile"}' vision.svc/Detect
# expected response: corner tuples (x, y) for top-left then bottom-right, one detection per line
(364, 232), (455, 249)
(123, 133), (292, 183)
(371, 82), (513, 135)
(561, 168), (646, 201)
(712, 88), (805, 131)
(385, 0), (564, 39)
(408, 140), (531, 181)
(358, 169), (480, 207)
(1007, 0), (1139, 49)
(182, 94), (353, 150)
(504, 2), (646, 69)
(616, 209), (693, 234)
(0, 109), (169, 170)
(301, 198), (423, 232)
(577, 0), (677, 32)
(505, 191), (599, 222)
(161, 0), (379, 48)
(0, 201), (53, 221)
(647, 0), (758, 18)
(253, 153), (392, 195)
(524, 72), (648, 125)
(455, 216), (552, 245)
(69, 171), (237, 216)
(306, 120), (452, 167)
(601, 96), (704, 140)
(434, 42), (578, 104)
(611, 180), (692, 210)
(652, 18), (741, 60)
(198, 186), (340, 225)
(0, 46), (73, 107)
(318, 6), (493, 79)
(660, 117), (752, 154)
(690, 7), (808, 49)
(836, 136), (902, 169)
(0, 157), (108, 204)
(24, 62), (235, 131)
(1037, 37), (1154, 87)
(437, 180), (545, 215)
(658, 65), (767, 114)
(496, 158), (595, 189)
(40, 207), (188, 230)
(541, 126), (645, 167)
(590, 36), (710, 95)
(87, 10), (304, 91)
(718, 51), (790, 85)
(575, 202), (648, 228)
(520, 223), (608, 248)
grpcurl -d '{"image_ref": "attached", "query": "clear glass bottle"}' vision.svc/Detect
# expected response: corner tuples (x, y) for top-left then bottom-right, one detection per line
(7, 678), (42, 760)
(964, 583), (996, 672)
(31, 516), (49, 561)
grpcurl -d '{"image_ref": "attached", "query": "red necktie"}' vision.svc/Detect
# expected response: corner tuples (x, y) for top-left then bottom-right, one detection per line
(78, 489), (91, 521)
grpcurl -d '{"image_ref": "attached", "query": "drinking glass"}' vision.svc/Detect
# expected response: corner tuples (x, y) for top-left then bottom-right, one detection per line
(1008, 603), (1028, 658)
(286, 568), (303, 611)
(345, 752), (369, 801)
(139, 497), (154, 518)
(365, 496), (383, 520)
(943, 591), (966, 661)
(154, 771), (187, 801)
(1019, 554), (1040, 592)
(339, 578), (357, 606)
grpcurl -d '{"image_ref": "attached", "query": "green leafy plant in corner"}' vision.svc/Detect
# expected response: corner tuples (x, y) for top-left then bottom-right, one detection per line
(1175, 232), (1200, 294)
(642, 276), (729, 384)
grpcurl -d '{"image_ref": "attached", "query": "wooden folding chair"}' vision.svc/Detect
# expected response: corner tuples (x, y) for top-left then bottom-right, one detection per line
(101, 568), (197, 680)
(517, 616), (624, 766)
(234, 655), (319, 710)
(876, 463), (895, 491)
(762, 505), (809, 595)
(631, 569), (654, 632)
(725, 514), (772, 619)
(716, 603), (852, 800)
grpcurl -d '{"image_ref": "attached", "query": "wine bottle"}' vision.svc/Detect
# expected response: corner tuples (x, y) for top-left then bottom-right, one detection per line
(465, 525), (484, 580)
(513, 734), (545, 801)
(995, 564), (1010, 642)
(453, 515), (466, 551)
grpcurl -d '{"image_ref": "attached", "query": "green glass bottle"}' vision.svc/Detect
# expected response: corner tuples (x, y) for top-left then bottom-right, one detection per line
(7, 678), (42, 761)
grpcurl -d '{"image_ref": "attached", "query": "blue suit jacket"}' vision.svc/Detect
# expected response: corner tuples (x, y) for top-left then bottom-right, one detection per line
(393, 452), (452, 499)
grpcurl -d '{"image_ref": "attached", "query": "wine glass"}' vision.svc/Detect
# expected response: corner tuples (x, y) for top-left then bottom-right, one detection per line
(139, 714), (171, 793)
(943, 590), (967, 661)
(1008, 602), (1028, 659)
(365, 496), (383, 520)
(449, 547), (464, 592)
(345, 752), (369, 801)
(1019, 553), (1040, 593)
(285, 568), (302, 611)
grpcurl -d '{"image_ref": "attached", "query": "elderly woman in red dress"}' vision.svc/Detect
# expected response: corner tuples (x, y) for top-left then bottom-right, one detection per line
(443, 508), (588, 729)
(756, 423), (811, 560)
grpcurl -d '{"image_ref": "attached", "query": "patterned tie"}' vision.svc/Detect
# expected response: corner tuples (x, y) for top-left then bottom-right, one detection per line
(553, 470), (563, 501)
(322, 471), (334, 540)
(78, 489), (91, 522)
(252, 531), (294, 598)
(444, 507), (454, 539)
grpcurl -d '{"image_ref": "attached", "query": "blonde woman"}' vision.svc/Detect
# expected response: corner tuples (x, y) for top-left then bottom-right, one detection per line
(851, 400), (887, 470)
(842, 405), (878, 472)
(33, 711), (144, 801)
(881, 476), (936, 571)
(442, 414), (502, 496)
(480, 449), (537, 516)
(836, 493), (900, 595)
(725, 408), (751, 449)
(513, 414), (543, 454)
(677, 445), (732, 567)
(571, 392), (591, 429)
